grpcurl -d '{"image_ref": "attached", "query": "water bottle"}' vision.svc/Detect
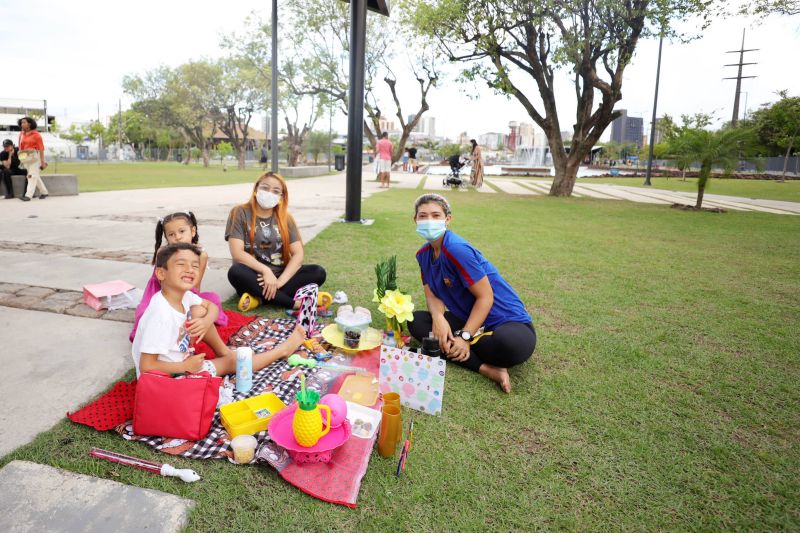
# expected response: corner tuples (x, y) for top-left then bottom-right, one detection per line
(236, 347), (253, 393)
(384, 330), (397, 348)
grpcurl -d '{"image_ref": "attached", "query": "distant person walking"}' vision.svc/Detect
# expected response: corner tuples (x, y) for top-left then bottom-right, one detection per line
(17, 116), (48, 201)
(375, 132), (393, 188)
(408, 146), (418, 173)
(402, 148), (409, 172)
(1, 139), (26, 199)
(468, 139), (484, 188)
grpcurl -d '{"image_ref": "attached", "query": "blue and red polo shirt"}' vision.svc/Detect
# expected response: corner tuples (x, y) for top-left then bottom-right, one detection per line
(416, 230), (532, 330)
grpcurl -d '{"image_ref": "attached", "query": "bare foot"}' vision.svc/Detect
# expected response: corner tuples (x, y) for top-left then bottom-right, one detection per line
(479, 364), (512, 393)
(282, 325), (307, 358)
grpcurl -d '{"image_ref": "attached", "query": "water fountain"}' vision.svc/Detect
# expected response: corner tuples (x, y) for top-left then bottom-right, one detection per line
(500, 146), (552, 176)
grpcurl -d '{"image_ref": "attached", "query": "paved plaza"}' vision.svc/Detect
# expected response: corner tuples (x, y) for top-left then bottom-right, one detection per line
(391, 172), (800, 215)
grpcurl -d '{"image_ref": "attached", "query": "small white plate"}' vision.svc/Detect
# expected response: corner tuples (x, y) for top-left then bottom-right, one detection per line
(345, 401), (381, 439)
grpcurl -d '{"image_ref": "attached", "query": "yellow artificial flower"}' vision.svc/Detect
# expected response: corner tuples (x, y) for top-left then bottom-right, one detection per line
(378, 289), (415, 323)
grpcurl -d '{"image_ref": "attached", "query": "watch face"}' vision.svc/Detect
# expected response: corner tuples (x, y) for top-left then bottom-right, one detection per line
(460, 330), (470, 340)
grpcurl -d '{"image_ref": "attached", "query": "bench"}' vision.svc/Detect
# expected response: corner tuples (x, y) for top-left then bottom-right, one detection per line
(278, 166), (329, 178)
(1, 173), (78, 198)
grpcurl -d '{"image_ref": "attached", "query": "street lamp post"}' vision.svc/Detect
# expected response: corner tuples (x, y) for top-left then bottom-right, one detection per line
(271, 0), (279, 173)
(343, 0), (390, 223)
(644, 36), (663, 187)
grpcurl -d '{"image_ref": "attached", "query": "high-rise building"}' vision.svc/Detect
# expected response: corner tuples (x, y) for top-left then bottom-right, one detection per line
(610, 109), (643, 148)
(424, 117), (435, 138)
(478, 132), (503, 150)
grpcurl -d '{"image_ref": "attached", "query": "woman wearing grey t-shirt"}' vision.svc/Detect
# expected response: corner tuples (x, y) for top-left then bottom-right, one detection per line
(225, 172), (326, 310)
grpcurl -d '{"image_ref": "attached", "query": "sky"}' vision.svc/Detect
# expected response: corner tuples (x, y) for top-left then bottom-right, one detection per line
(3, 0), (798, 142)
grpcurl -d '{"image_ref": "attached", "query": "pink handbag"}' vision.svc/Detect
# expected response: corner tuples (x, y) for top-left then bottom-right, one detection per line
(133, 370), (221, 441)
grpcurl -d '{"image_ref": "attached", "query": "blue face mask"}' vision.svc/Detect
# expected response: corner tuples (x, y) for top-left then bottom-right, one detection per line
(416, 220), (447, 241)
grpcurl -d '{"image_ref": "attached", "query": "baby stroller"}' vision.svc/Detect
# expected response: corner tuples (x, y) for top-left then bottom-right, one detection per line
(443, 154), (469, 189)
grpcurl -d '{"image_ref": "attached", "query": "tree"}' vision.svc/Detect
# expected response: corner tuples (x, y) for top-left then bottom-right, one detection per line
(668, 127), (756, 208)
(307, 130), (335, 164)
(437, 143), (464, 160)
(409, 0), (714, 196)
(750, 93), (800, 181)
(123, 61), (223, 166)
(267, 0), (440, 162)
(737, 0), (799, 18)
(214, 141), (234, 164)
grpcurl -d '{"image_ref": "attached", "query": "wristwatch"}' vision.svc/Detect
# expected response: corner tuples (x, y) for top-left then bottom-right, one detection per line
(455, 329), (473, 342)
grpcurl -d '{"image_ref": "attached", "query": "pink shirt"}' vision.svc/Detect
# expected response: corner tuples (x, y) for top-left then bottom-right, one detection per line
(376, 139), (392, 160)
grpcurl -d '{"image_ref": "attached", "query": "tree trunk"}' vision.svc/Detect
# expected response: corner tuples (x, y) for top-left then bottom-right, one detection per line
(237, 147), (246, 170)
(780, 137), (794, 182)
(550, 159), (580, 196)
(182, 147), (191, 165)
(548, 131), (580, 196)
(202, 143), (210, 168)
(696, 163), (710, 209)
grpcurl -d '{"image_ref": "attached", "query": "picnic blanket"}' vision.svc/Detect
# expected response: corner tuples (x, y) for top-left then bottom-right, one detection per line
(68, 312), (381, 507)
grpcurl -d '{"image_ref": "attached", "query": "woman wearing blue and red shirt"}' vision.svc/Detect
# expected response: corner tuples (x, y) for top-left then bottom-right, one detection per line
(408, 193), (536, 393)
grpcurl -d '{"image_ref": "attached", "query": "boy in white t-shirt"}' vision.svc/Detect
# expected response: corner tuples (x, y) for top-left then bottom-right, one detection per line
(132, 243), (306, 377)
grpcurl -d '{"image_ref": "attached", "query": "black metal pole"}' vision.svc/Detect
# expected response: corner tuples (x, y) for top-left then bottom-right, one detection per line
(644, 36), (663, 187)
(271, 0), (279, 173)
(345, 0), (367, 222)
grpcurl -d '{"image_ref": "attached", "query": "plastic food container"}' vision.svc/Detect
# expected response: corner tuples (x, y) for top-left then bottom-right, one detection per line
(345, 401), (382, 439)
(230, 435), (258, 464)
(220, 393), (286, 438)
(338, 374), (379, 407)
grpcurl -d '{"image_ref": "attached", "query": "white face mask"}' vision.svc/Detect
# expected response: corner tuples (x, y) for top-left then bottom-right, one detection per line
(256, 190), (281, 209)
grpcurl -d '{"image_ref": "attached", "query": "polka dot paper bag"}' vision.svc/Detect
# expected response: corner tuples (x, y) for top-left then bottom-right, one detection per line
(378, 345), (446, 415)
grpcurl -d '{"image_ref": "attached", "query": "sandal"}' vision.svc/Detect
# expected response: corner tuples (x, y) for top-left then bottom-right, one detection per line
(238, 292), (260, 312)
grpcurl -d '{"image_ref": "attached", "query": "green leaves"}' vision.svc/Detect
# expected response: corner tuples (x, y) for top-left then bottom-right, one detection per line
(375, 255), (399, 300)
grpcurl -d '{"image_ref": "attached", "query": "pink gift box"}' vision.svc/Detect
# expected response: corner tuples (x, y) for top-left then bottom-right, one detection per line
(83, 280), (135, 310)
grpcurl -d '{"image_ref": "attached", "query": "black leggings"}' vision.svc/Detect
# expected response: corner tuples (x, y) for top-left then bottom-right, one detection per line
(227, 263), (327, 308)
(408, 310), (536, 373)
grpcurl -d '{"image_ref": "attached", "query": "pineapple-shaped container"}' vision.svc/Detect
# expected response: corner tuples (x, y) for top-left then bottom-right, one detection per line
(292, 377), (331, 447)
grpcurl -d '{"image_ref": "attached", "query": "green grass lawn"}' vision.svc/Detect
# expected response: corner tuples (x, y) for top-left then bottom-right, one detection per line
(572, 176), (800, 203)
(44, 162), (285, 192)
(2, 191), (799, 531)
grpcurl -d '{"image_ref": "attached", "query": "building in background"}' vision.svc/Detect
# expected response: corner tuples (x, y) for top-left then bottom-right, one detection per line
(610, 109), (643, 148)
(478, 132), (504, 150)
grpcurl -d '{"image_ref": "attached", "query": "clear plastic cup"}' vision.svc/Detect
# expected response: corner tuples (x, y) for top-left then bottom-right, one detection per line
(230, 434), (258, 464)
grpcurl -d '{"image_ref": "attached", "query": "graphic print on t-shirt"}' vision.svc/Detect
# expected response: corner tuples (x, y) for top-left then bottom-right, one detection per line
(258, 219), (284, 267)
(176, 309), (191, 353)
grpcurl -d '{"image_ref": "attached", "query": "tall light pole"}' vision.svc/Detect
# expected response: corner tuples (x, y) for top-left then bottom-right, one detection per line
(271, 0), (279, 172)
(343, 0), (390, 222)
(644, 36), (663, 187)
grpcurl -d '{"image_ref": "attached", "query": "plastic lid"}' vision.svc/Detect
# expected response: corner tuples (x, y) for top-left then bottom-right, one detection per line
(386, 331), (394, 337)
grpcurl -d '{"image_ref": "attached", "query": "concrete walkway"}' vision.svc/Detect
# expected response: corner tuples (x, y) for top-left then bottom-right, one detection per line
(0, 461), (194, 533)
(390, 172), (800, 215)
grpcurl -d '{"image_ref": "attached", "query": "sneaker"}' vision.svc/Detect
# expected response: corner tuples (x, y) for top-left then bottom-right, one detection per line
(20, 196), (30, 202)
(39, 194), (48, 199)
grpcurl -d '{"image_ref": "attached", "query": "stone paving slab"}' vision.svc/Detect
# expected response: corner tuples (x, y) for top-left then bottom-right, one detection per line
(486, 179), (539, 195)
(0, 250), (233, 301)
(0, 307), (132, 457)
(0, 461), (194, 533)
